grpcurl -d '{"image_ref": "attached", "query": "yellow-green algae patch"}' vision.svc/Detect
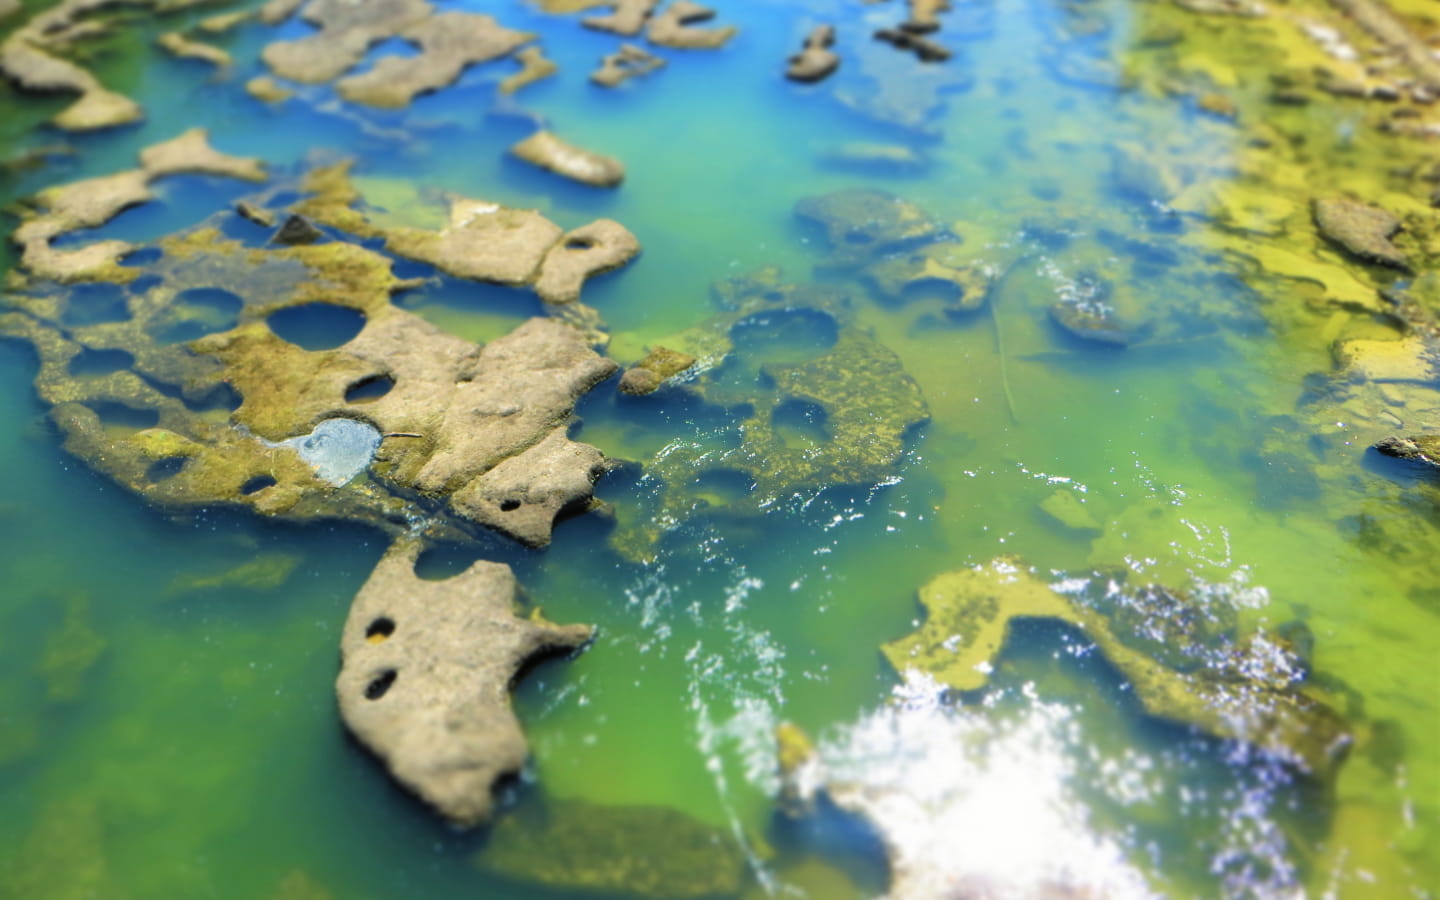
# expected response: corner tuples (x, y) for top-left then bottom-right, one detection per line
(883, 558), (1350, 776)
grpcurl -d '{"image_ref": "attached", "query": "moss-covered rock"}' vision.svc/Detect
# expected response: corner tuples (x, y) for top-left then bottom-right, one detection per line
(476, 796), (748, 898)
(882, 558), (1351, 776)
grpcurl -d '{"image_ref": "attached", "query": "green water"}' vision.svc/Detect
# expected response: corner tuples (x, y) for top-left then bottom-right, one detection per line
(1, 0), (1437, 897)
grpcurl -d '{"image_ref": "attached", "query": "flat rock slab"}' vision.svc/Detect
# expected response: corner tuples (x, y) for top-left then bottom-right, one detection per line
(591, 43), (665, 88)
(336, 13), (534, 108)
(385, 197), (565, 284)
(647, 0), (736, 49)
(511, 130), (625, 188)
(337, 543), (592, 827)
(1313, 197), (1410, 271)
(262, 0), (433, 84)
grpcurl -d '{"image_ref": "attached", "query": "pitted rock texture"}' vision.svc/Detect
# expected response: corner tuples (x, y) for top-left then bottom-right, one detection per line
(336, 543), (592, 827)
(335, 13), (534, 108)
(535, 220), (643, 304)
(4, 166), (629, 549)
(13, 128), (266, 283)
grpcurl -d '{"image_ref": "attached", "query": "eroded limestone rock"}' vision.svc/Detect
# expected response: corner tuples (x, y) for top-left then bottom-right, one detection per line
(500, 46), (558, 95)
(786, 24), (839, 83)
(511, 130), (625, 188)
(476, 796), (747, 897)
(385, 196), (565, 284)
(882, 559), (1351, 775)
(591, 43), (665, 88)
(14, 128), (265, 284)
(156, 32), (232, 69)
(337, 542), (592, 827)
(5, 169), (626, 548)
(863, 241), (994, 314)
(795, 188), (948, 269)
(1373, 434), (1440, 468)
(335, 13), (534, 108)
(582, 0), (660, 36)
(1313, 198), (1411, 271)
(535, 219), (642, 304)
(261, 0), (433, 84)
(647, 0), (736, 50)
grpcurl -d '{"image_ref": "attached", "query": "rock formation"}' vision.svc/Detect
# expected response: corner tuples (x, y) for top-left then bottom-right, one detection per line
(336, 542), (592, 827)
(510, 130), (626, 188)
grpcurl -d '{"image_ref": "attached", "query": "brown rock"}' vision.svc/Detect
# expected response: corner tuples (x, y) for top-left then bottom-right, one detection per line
(261, 0), (433, 85)
(385, 196), (564, 284)
(271, 214), (323, 246)
(1313, 197), (1411, 271)
(0, 37), (142, 132)
(590, 42), (665, 88)
(786, 25), (839, 83)
(139, 127), (267, 182)
(450, 428), (609, 546)
(257, 0), (306, 26)
(336, 542), (592, 827)
(1373, 435), (1440, 467)
(245, 76), (293, 103)
(875, 27), (951, 62)
(511, 130), (625, 188)
(499, 45), (558, 95)
(903, 0), (950, 32)
(156, 32), (232, 69)
(646, 0), (736, 49)
(534, 219), (642, 304)
(581, 0), (660, 36)
(335, 13), (534, 108)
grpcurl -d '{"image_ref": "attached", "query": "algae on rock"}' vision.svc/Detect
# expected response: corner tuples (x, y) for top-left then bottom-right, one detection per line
(882, 558), (1351, 776)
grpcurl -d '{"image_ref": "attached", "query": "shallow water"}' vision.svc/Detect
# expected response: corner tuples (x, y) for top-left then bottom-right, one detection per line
(1, 0), (1437, 898)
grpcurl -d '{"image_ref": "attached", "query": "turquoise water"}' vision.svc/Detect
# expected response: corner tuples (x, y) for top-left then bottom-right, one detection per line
(1, 0), (1437, 897)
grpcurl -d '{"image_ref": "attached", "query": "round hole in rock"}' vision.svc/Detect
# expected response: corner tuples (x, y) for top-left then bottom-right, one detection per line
(240, 474), (277, 495)
(146, 287), (244, 345)
(267, 302), (366, 350)
(500, 498), (521, 512)
(127, 274), (164, 296)
(364, 669), (397, 700)
(145, 456), (188, 481)
(345, 373), (395, 404)
(565, 237), (596, 251)
(773, 398), (831, 449)
(62, 283), (130, 326)
(67, 347), (134, 377)
(366, 617), (395, 643)
(730, 308), (839, 366)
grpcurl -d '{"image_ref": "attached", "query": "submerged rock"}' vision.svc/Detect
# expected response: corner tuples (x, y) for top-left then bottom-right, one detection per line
(787, 24), (839, 83)
(618, 346), (697, 395)
(816, 141), (928, 173)
(882, 559), (1351, 776)
(337, 542), (592, 827)
(477, 796), (747, 897)
(647, 1), (736, 50)
(795, 188), (947, 269)
(591, 43), (666, 88)
(863, 241), (993, 312)
(1313, 197), (1411, 271)
(511, 130), (626, 188)
(1372, 434), (1440, 467)
(1038, 488), (1101, 534)
(166, 554), (302, 596)
(38, 594), (106, 703)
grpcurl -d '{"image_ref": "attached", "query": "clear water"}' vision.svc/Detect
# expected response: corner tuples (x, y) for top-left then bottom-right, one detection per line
(1, 0), (1436, 898)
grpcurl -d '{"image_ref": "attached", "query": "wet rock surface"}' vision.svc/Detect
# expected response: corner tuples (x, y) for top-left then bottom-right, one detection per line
(618, 346), (696, 395)
(786, 24), (839, 83)
(511, 130), (626, 188)
(1373, 434), (1440, 468)
(337, 542), (592, 827)
(3, 160), (624, 549)
(882, 559), (1351, 776)
(1313, 198), (1411, 271)
(592, 43), (666, 87)
(500, 46), (559, 95)
(582, 0), (661, 36)
(334, 13), (534, 108)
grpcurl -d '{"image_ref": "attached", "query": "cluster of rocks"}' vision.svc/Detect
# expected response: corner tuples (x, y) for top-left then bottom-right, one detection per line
(581, 0), (736, 50)
(0, 137), (655, 826)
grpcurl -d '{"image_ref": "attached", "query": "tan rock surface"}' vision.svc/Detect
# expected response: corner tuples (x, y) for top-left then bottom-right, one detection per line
(534, 219), (642, 304)
(511, 130), (625, 188)
(336, 542), (592, 827)
(647, 0), (736, 49)
(261, 0), (433, 84)
(336, 13), (533, 108)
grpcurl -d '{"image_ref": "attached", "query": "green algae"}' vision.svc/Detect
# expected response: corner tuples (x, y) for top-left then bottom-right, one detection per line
(165, 552), (301, 596)
(38, 592), (106, 703)
(476, 797), (749, 899)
